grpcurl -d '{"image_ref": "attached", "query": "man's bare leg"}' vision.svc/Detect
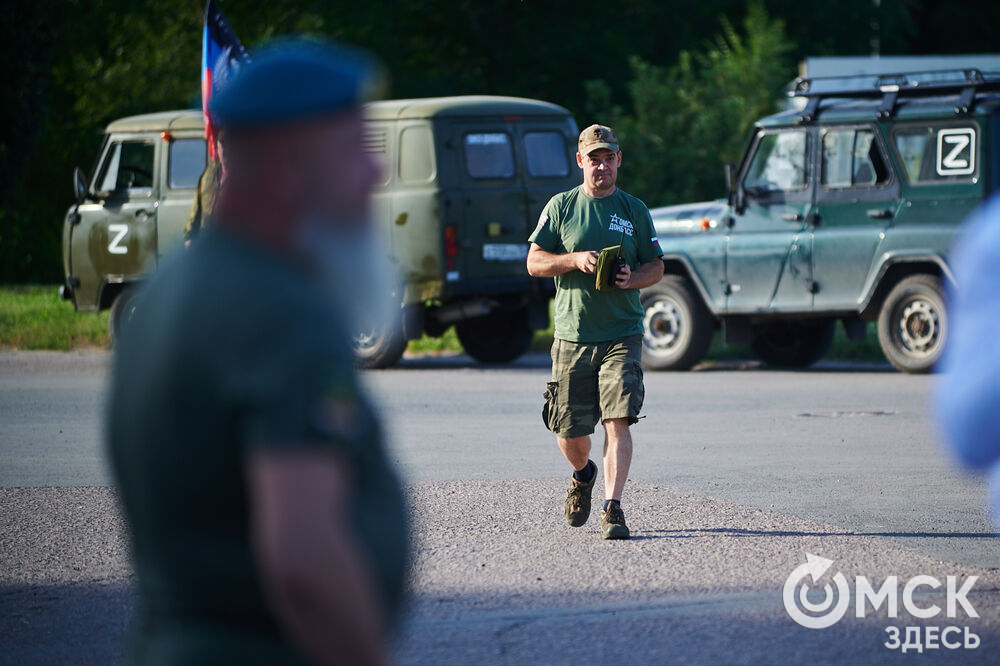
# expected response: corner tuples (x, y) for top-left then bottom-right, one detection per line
(558, 435), (591, 472)
(602, 418), (633, 501)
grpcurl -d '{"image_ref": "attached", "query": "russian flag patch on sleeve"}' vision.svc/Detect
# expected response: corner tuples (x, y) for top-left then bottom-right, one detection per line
(651, 236), (660, 248)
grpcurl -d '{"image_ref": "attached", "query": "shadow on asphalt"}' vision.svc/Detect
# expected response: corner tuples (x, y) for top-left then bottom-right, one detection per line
(633, 527), (1000, 540)
(0, 582), (132, 664)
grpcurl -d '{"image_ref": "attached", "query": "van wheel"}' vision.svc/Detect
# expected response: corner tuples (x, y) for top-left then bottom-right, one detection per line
(640, 276), (714, 370)
(751, 318), (835, 368)
(109, 287), (140, 348)
(876, 275), (946, 374)
(353, 314), (407, 369)
(456, 307), (533, 364)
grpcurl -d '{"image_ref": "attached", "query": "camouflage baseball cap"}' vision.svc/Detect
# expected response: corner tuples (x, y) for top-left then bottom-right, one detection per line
(578, 124), (620, 155)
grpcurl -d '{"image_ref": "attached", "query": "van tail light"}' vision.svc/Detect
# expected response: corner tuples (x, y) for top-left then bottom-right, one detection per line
(444, 225), (459, 269)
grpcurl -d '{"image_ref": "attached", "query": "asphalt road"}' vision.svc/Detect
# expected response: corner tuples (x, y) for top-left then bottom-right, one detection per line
(2, 350), (998, 664)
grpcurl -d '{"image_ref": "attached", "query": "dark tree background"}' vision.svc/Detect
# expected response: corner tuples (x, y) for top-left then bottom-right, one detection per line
(2, 0), (998, 283)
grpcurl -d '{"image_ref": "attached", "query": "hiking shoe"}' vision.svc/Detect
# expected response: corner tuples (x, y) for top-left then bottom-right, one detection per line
(564, 460), (597, 527)
(600, 501), (630, 540)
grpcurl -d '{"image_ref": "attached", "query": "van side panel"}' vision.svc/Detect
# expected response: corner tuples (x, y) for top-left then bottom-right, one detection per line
(371, 120), (446, 304)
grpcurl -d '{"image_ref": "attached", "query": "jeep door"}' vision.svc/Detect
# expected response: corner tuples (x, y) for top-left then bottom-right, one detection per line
(727, 128), (815, 311)
(155, 135), (206, 257)
(811, 125), (899, 310)
(68, 134), (158, 311)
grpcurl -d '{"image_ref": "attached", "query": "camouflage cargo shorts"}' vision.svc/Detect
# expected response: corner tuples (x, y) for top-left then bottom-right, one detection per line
(541, 334), (644, 438)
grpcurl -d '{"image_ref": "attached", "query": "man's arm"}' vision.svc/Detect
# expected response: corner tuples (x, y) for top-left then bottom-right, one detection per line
(615, 259), (664, 290)
(527, 243), (599, 277)
(246, 450), (388, 666)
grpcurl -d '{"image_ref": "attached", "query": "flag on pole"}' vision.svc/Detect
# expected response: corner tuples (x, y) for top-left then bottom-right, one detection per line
(202, 1), (249, 161)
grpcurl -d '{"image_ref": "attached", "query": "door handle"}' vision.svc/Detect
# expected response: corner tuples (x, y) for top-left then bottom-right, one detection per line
(866, 208), (893, 219)
(781, 212), (803, 222)
(134, 209), (155, 221)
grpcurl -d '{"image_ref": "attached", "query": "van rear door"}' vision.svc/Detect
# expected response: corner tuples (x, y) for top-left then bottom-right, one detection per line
(446, 121), (527, 284)
(446, 117), (580, 285)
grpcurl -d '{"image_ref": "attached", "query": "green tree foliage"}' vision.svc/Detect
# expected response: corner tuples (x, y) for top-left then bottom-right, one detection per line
(585, 4), (794, 206)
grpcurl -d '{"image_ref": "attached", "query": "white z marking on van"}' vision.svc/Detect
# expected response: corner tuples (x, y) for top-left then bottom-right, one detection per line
(108, 224), (129, 255)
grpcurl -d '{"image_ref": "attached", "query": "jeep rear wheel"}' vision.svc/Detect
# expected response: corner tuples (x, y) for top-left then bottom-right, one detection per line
(876, 275), (946, 374)
(456, 307), (533, 364)
(640, 276), (714, 371)
(353, 313), (407, 369)
(751, 319), (835, 368)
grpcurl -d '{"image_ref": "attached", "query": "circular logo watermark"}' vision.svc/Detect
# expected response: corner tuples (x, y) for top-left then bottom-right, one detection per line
(783, 553), (851, 629)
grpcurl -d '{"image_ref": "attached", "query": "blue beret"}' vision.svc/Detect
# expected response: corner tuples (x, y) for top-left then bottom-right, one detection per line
(210, 38), (379, 128)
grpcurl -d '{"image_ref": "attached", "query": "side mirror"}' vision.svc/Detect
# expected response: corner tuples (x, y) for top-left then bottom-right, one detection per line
(725, 163), (745, 214)
(73, 167), (88, 204)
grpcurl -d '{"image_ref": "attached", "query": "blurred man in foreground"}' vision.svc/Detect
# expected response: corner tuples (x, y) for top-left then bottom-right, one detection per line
(936, 193), (1000, 526)
(107, 39), (407, 665)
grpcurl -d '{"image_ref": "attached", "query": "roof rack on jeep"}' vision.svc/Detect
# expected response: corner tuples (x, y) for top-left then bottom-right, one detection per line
(789, 68), (1000, 123)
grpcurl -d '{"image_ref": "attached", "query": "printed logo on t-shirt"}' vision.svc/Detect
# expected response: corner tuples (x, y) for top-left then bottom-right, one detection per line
(609, 212), (634, 237)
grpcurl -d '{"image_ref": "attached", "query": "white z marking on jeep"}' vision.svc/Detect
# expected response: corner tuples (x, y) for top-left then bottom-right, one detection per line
(937, 128), (976, 176)
(108, 224), (129, 255)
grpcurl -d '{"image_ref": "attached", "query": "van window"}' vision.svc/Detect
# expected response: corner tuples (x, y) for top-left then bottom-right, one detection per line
(399, 126), (435, 182)
(893, 125), (977, 183)
(465, 132), (514, 179)
(822, 129), (889, 189)
(524, 131), (569, 177)
(169, 139), (206, 189)
(97, 141), (155, 194)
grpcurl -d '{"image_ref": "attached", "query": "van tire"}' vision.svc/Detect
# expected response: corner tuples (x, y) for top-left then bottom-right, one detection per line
(876, 274), (946, 374)
(354, 314), (407, 369)
(109, 287), (140, 348)
(640, 276), (714, 371)
(456, 307), (533, 364)
(751, 318), (835, 368)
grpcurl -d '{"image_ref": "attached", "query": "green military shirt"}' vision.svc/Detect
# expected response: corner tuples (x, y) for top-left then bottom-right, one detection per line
(108, 226), (409, 663)
(529, 185), (663, 342)
(182, 159), (221, 243)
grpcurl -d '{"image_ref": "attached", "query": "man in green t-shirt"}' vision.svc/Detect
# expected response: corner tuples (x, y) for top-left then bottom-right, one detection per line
(107, 40), (407, 664)
(527, 124), (664, 540)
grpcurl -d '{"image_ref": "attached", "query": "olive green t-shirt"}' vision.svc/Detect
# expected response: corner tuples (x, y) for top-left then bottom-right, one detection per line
(529, 186), (663, 342)
(107, 227), (409, 663)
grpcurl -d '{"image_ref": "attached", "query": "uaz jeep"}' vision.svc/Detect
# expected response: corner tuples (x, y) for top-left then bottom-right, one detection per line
(641, 69), (1000, 373)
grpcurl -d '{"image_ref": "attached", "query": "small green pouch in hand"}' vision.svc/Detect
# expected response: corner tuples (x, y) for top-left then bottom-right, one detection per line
(595, 245), (624, 291)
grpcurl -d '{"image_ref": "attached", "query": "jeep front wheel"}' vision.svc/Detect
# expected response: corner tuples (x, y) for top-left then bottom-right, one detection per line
(876, 275), (946, 374)
(456, 307), (533, 364)
(640, 276), (714, 371)
(751, 318), (835, 368)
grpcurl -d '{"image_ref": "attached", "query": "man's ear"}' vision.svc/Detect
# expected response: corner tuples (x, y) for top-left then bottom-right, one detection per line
(616, 151), (623, 167)
(576, 151), (584, 169)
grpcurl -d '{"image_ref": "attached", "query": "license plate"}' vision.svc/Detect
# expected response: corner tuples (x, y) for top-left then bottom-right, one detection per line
(482, 243), (528, 261)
